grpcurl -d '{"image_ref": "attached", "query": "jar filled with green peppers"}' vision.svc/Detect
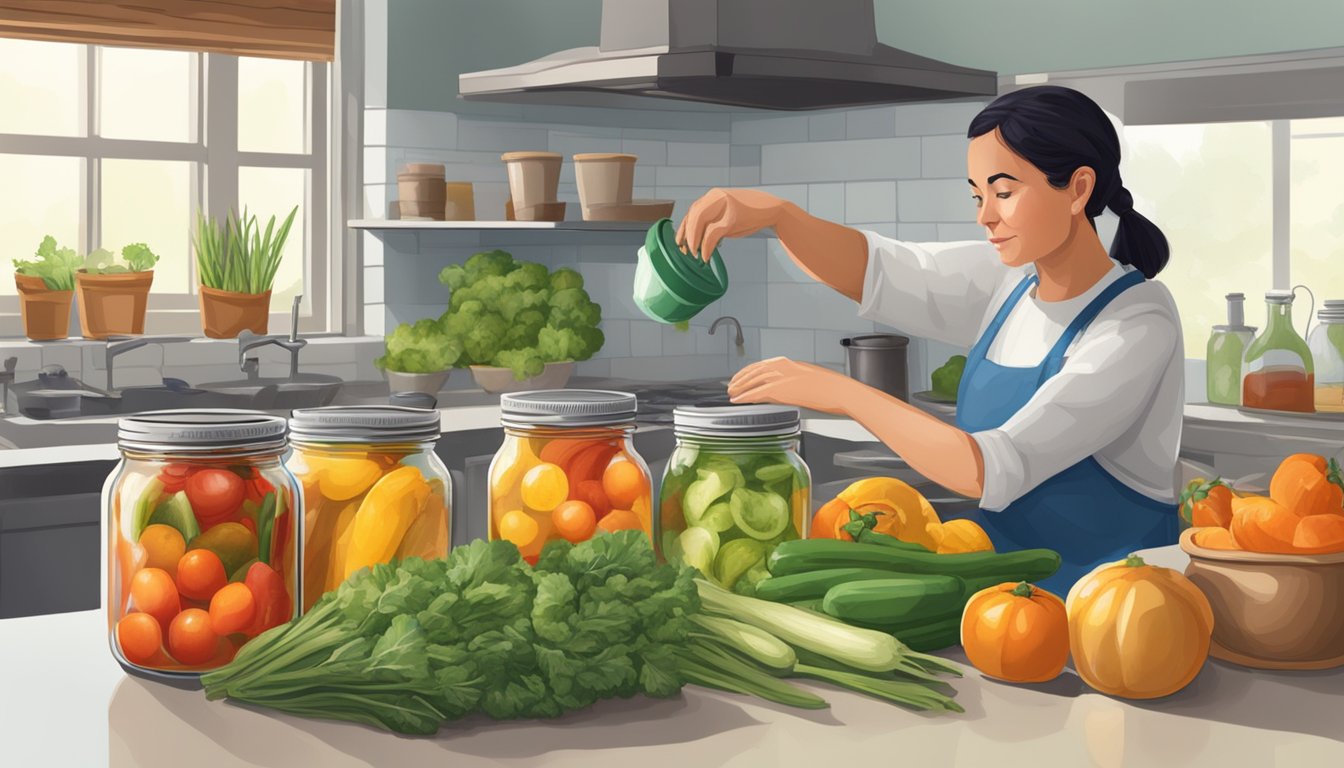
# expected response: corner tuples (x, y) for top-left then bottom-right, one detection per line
(658, 405), (810, 595)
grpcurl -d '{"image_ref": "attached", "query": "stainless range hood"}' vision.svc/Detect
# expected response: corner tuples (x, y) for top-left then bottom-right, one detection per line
(458, 0), (997, 111)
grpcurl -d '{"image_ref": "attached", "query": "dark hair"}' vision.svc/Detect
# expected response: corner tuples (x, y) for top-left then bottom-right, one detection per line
(967, 85), (1169, 278)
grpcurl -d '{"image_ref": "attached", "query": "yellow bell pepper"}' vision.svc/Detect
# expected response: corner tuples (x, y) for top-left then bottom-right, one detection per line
(936, 518), (994, 554)
(304, 453), (384, 502)
(340, 466), (431, 581)
(325, 499), (361, 592)
(394, 478), (449, 561)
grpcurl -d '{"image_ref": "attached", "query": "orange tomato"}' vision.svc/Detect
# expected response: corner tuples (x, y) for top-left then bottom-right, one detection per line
(176, 549), (228, 601)
(521, 463), (569, 512)
(209, 582), (257, 636)
(962, 582), (1069, 683)
(568, 444), (620, 484)
(1293, 513), (1344, 554)
(597, 508), (642, 533)
(809, 499), (853, 540)
(116, 612), (163, 665)
(1191, 526), (1239, 550)
(130, 567), (180, 632)
(1230, 496), (1300, 554)
(571, 479), (611, 520)
(1270, 453), (1344, 517)
(168, 608), (218, 665)
(602, 460), (646, 509)
(552, 500), (597, 543)
(1190, 484), (1235, 528)
(185, 469), (246, 526)
(498, 509), (540, 547)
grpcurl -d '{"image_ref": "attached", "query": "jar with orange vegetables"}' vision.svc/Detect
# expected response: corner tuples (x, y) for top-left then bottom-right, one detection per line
(106, 411), (299, 683)
(287, 406), (451, 612)
(490, 390), (653, 563)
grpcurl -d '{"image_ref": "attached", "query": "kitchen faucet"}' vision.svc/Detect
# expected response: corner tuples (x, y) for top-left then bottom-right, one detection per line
(238, 295), (306, 380)
(104, 336), (190, 391)
(708, 316), (745, 354)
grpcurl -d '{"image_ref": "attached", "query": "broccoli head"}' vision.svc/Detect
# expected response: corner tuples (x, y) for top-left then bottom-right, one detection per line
(931, 354), (967, 399)
(547, 288), (602, 330)
(438, 264), (466, 290)
(536, 325), (604, 363)
(503, 308), (547, 350)
(504, 261), (549, 292)
(449, 274), (510, 312)
(376, 318), (462, 373)
(549, 267), (584, 292)
(463, 249), (516, 282)
(492, 348), (546, 381)
(497, 288), (550, 323)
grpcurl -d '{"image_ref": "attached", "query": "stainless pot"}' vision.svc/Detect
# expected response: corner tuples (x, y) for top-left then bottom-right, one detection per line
(841, 333), (909, 401)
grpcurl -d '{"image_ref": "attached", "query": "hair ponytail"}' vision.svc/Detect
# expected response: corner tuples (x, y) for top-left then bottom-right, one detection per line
(969, 86), (1171, 278)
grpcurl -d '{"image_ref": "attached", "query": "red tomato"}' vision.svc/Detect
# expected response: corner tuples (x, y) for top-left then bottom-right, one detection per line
(186, 469), (246, 526)
(158, 463), (196, 494)
(568, 444), (620, 484)
(130, 567), (181, 633)
(117, 612), (163, 665)
(244, 562), (292, 636)
(176, 549), (228, 601)
(552, 500), (597, 543)
(570, 480), (611, 519)
(244, 476), (276, 507)
(167, 608), (218, 666)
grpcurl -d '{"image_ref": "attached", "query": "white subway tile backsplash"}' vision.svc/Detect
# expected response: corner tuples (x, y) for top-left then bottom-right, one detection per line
(722, 281), (769, 327)
(455, 121), (548, 152)
(730, 144), (760, 168)
(363, 265), (385, 303)
(362, 183), (388, 219)
(388, 303), (444, 327)
(363, 146), (388, 184)
(622, 127), (730, 144)
(598, 319), (632, 359)
(577, 358), (613, 378)
(846, 106), (898, 139)
(386, 109), (458, 149)
(610, 355), (726, 382)
(730, 166), (760, 186)
(898, 223), (939, 241)
(595, 262), (640, 321)
(721, 237), (768, 281)
(621, 139), (667, 166)
(753, 184), (809, 210)
(898, 179), (975, 223)
(809, 112), (847, 141)
(549, 131), (620, 157)
(814, 331), (848, 365)
(628, 321), (663, 357)
(845, 181), (898, 224)
(655, 165), (729, 187)
(766, 238), (811, 283)
(937, 223), (985, 242)
(922, 134), (968, 179)
(732, 115), (810, 146)
(661, 324), (696, 356)
(362, 234), (385, 271)
(890, 101), (987, 137)
(761, 137), (919, 184)
(768, 284), (869, 332)
(364, 108), (387, 146)
(759, 328), (814, 361)
(363, 304), (386, 336)
(807, 183), (845, 223)
(667, 142), (730, 167)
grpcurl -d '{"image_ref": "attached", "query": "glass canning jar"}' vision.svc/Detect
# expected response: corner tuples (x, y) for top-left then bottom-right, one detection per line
(658, 405), (810, 593)
(105, 411), (299, 683)
(490, 390), (652, 564)
(288, 406), (451, 612)
(1308, 300), (1344, 413)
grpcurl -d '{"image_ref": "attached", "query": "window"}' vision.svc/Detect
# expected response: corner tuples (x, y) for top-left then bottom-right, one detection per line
(0, 39), (329, 336)
(1125, 117), (1344, 357)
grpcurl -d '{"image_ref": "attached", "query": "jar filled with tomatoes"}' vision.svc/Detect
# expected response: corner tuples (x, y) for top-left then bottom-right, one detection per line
(490, 390), (653, 562)
(287, 406), (451, 612)
(659, 405), (810, 593)
(106, 411), (299, 683)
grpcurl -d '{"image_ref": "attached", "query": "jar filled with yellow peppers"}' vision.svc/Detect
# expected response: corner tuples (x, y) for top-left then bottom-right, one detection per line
(288, 407), (451, 612)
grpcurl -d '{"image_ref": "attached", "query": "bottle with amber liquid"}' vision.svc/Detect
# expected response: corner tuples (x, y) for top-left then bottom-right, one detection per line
(1242, 290), (1314, 412)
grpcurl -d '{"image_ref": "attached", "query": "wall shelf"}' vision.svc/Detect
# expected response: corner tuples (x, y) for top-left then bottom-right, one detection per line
(347, 219), (652, 232)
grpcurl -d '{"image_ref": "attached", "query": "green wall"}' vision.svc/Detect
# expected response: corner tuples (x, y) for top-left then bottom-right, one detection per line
(387, 0), (1344, 113)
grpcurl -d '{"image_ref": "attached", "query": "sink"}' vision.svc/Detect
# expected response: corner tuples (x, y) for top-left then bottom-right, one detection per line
(195, 373), (343, 410)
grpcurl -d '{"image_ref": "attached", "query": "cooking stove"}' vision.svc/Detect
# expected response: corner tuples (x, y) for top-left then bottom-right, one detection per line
(616, 379), (734, 423)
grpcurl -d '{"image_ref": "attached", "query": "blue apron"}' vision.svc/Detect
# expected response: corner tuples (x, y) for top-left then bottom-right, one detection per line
(955, 269), (1178, 595)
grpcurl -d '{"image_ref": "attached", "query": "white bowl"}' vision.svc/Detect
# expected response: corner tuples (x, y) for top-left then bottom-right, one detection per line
(385, 369), (451, 396)
(470, 361), (574, 394)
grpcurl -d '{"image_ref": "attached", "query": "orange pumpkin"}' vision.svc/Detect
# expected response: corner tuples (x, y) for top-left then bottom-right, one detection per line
(937, 518), (994, 554)
(961, 582), (1068, 683)
(809, 498), (852, 540)
(1269, 453), (1344, 517)
(1230, 495), (1300, 554)
(1066, 554), (1213, 699)
(1191, 484), (1235, 528)
(1292, 513), (1344, 554)
(1191, 526), (1239, 550)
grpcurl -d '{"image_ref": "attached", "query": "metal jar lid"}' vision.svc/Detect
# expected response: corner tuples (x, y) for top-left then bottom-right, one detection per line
(673, 404), (800, 437)
(500, 389), (637, 428)
(1319, 299), (1344, 322)
(289, 406), (441, 444)
(118, 410), (288, 454)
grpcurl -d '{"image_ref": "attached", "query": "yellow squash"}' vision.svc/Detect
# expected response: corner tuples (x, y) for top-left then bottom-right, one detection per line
(1066, 554), (1214, 699)
(325, 499), (361, 591)
(394, 478), (449, 561)
(340, 466), (432, 581)
(836, 477), (943, 551)
(937, 518), (993, 554)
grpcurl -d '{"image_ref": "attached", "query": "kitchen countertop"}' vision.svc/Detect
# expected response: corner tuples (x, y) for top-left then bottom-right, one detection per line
(2, 545), (1340, 768)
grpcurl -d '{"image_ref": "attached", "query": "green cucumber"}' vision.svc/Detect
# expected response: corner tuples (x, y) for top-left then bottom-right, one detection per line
(767, 539), (1060, 583)
(822, 576), (964, 628)
(755, 567), (910, 603)
(854, 528), (931, 552)
(890, 616), (963, 652)
(255, 492), (277, 567)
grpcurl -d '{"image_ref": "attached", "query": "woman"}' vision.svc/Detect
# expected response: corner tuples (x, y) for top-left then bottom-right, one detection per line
(677, 85), (1183, 593)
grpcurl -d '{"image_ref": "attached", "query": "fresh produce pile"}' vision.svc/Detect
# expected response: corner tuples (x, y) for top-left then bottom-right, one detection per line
(293, 450), (449, 612)
(931, 354), (966, 401)
(658, 445), (808, 594)
(202, 532), (964, 734)
(1183, 453), (1344, 554)
(807, 477), (993, 555)
(113, 464), (293, 670)
(375, 250), (605, 379)
(490, 433), (652, 563)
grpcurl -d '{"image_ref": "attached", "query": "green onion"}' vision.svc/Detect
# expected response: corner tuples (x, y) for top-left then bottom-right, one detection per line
(794, 664), (964, 713)
(690, 614), (796, 672)
(677, 641), (828, 710)
(193, 205), (298, 294)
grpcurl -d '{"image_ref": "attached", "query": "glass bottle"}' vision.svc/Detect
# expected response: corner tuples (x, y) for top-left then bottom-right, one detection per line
(1308, 300), (1344, 413)
(1206, 293), (1256, 406)
(106, 411), (299, 683)
(1242, 290), (1315, 413)
(287, 406), (451, 612)
(659, 405), (810, 591)
(489, 390), (652, 564)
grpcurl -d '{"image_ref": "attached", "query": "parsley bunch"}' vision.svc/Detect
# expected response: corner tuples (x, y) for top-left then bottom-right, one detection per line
(201, 531), (696, 734)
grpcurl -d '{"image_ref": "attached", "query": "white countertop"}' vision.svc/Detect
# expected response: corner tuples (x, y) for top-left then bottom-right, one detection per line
(2, 545), (1341, 768)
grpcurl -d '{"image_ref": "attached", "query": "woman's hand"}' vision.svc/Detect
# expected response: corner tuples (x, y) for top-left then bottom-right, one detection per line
(677, 188), (791, 262)
(727, 357), (858, 415)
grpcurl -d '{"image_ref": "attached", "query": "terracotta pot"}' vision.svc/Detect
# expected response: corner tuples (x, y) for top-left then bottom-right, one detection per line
(75, 270), (153, 339)
(14, 273), (73, 340)
(470, 361), (574, 394)
(501, 151), (562, 211)
(199, 286), (271, 339)
(444, 182), (475, 221)
(574, 153), (637, 213)
(1180, 528), (1344, 669)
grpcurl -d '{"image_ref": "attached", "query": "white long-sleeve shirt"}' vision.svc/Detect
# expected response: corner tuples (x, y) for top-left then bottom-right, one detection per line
(856, 231), (1184, 511)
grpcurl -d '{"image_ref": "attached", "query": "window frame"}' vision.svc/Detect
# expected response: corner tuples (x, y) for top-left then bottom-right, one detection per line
(0, 43), (331, 337)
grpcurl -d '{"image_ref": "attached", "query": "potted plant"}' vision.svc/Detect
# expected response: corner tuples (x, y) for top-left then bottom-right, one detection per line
(436, 249), (604, 394)
(12, 236), (80, 340)
(75, 243), (160, 339)
(193, 206), (299, 339)
(375, 318), (463, 395)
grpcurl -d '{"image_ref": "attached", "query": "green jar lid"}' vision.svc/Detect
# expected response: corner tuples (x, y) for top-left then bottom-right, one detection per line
(644, 218), (729, 302)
